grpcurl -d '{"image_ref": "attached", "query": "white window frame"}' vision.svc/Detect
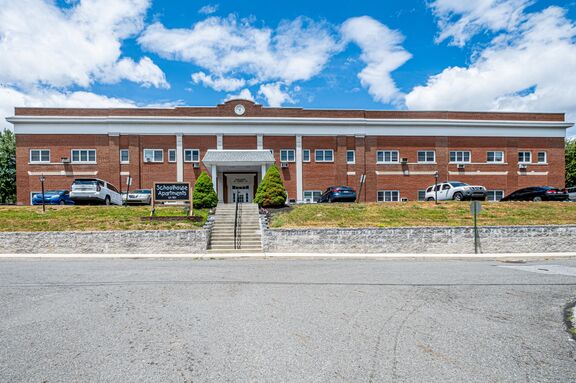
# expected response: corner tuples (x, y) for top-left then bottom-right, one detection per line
(280, 149), (296, 163)
(184, 149), (200, 163)
(377, 190), (400, 202)
(303, 190), (322, 203)
(449, 151), (471, 164)
(417, 190), (427, 201)
(346, 150), (356, 164)
(143, 149), (164, 163)
(315, 149), (334, 162)
(303, 149), (311, 162)
(29, 149), (50, 164)
(486, 151), (504, 164)
(120, 149), (129, 164)
(417, 150), (435, 164)
(537, 151), (547, 164)
(71, 149), (96, 164)
(518, 151), (532, 164)
(168, 149), (176, 163)
(486, 190), (504, 202)
(377, 150), (399, 164)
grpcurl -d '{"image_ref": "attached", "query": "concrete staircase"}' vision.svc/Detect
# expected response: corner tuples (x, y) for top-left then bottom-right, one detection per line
(208, 203), (263, 253)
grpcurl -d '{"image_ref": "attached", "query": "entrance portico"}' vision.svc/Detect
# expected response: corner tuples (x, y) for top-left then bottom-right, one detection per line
(202, 149), (275, 203)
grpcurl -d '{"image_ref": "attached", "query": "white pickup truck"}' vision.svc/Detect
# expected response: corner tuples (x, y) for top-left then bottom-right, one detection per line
(70, 178), (123, 205)
(425, 181), (487, 201)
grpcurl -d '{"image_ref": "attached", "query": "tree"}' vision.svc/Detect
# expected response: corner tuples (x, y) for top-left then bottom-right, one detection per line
(254, 165), (287, 208)
(193, 171), (218, 209)
(0, 129), (16, 204)
(567, 138), (576, 187)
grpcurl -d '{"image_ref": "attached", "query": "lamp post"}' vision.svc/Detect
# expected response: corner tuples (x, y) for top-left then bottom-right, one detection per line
(434, 171), (439, 205)
(39, 174), (46, 213)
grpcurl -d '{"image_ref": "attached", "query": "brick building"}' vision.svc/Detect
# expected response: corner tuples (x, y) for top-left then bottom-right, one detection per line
(7, 99), (573, 205)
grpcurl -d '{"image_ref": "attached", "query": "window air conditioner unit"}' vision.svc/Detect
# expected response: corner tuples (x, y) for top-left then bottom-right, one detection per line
(518, 163), (528, 169)
(61, 157), (70, 163)
(457, 164), (466, 169)
(401, 158), (408, 164)
(193, 163), (200, 168)
(144, 158), (151, 163)
(281, 162), (289, 168)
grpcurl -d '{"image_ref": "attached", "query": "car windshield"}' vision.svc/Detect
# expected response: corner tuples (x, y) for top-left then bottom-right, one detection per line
(449, 182), (468, 187)
(44, 190), (64, 194)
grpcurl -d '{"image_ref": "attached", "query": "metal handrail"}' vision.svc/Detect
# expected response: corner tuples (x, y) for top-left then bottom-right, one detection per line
(233, 195), (240, 250)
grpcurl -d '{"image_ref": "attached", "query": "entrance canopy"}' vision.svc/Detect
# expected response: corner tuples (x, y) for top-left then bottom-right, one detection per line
(202, 149), (275, 167)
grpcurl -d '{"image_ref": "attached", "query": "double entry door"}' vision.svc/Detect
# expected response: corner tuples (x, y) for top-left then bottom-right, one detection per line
(226, 173), (255, 203)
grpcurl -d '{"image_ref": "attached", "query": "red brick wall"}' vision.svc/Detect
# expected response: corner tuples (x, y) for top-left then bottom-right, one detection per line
(263, 136), (296, 199)
(182, 135), (218, 185)
(224, 135), (256, 149)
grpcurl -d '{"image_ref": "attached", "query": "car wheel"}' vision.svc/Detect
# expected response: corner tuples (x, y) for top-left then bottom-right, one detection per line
(532, 196), (543, 202)
(453, 192), (463, 201)
(104, 196), (111, 206)
(426, 197), (435, 201)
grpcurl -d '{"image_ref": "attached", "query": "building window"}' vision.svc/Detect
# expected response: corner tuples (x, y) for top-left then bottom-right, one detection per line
(377, 190), (400, 202)
(71, 149), (96, 164)
(184, 149), (200, 162)
(537, 151), (547, 164)
(518, 151), (531, 163)
(143, 149), (163, 163)
(377, 150), (399, 163)
(486, 190), (504, 202)
(303, 149), (310, 162)
(449, 151), (471, 163)
(168, 149), (176, 163)
(347, 150), (355, 164)
(280, 149), (296, 162)
(487, 151), (504, 163)
(303, 190), (322, 203)
(417, 150), (435, 163)
(418, 190), (426, 201)
(29, 149), (50, 163)
(120, 149), (129, 164)
(315, 149), (334, 162)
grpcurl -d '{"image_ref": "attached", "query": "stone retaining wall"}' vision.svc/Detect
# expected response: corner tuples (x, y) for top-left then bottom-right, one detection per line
(0, 230), (209, 254)
(263, 226), (576, 253)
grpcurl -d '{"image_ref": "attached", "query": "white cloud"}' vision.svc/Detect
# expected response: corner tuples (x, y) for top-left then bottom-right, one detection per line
(258, 83), (293, 107)
(0, 0), (167, 89)
(429, 0), (531, 47)
(198, 4), (218, 15)
(191, 72), (246, 92)
(341, 16), (412, 104)
(224, 89), (255, 102)
(406, 6), (576, 136)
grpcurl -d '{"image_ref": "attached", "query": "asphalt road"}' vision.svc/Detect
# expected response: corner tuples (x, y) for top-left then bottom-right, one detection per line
(1, 258), (575, 383)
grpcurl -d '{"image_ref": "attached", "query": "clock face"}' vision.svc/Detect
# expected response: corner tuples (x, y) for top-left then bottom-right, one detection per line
(234, 104), (246, 115)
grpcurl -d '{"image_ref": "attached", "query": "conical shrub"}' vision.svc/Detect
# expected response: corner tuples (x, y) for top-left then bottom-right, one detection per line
(254, 165), (287, 207)
(193, 171), (218, 209)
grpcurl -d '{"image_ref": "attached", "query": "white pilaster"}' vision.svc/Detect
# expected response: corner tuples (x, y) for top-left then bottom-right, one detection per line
(176, 134), (183, 182)
(211, 165), (217, 193)
(217, 134), (223, 150)
(296, 135), (303, 201)
(217, 172), (224, 202)
(257, 134), (263, 150)
(261, 163), (267, 180)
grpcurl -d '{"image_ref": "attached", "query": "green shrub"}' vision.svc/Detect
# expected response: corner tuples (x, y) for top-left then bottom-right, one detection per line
(193, 171), (218, 209)
(254, 165), (287, 207)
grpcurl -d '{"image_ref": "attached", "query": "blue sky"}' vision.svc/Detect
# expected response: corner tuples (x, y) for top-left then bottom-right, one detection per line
(1, 0), (576, 134)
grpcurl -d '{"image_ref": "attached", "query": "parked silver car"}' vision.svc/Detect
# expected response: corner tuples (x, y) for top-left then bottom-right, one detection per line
(567, 186), (576, 202)
(123, 189), (152, 205)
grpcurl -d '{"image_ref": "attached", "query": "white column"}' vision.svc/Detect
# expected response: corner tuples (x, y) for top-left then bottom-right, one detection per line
(261, 163), (267, 180)
(176, 134), (183, 182)
(257, 134), (263, 150)
(217, 134), (223, 150)
(211, 165), (217, 193)
(217, 172), (224, 203)
(296, 135), (303, 202)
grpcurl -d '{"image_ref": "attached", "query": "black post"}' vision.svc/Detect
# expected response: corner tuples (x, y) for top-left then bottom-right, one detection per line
(40, 174), (46, 213)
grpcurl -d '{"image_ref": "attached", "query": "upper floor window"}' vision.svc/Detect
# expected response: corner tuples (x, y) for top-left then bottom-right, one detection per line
(143, 149), (163, 163)
(449, 151), (471, 163)
(303, 149), (311, 162)
(315, 149), (334, 162)
(30, 149), (50, 163)
(168, 149), (176, 163)
(120, 149), (129, 164)
(486, 151), (504, 163)
(417, 150), (435, 163)
(377, 150), (399, 164)
(280, 149), (295, 162)
(71, 149), (96, 164)
(346, 150), (356, 164)
(537, 151), (547, 164)
(518, 151), (531, 163)
(184, 149), (200, 162)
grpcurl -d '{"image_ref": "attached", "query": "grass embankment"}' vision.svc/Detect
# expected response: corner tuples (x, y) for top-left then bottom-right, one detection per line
(269, 202), (576, 228)
(0, 206), (208, 232)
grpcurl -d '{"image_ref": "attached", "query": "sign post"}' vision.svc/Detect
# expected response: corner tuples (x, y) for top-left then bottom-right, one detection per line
(124, 176), (133, 207)
(356, 174), (366, 203)
(470, 200), (482, 254)
(39, 174), (46, 213)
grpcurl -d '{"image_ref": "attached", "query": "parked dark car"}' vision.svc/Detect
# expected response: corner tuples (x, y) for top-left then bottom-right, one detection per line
(32, 190), (74, 205)
(318, 186), (357, 203)
(500, 186), (569, 202)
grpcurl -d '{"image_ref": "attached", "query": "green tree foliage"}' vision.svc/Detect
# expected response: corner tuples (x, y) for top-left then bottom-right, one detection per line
(254, 165), (287, 208)
(193, 171), (218, 208)
(0, 129), (16, 203)
(567, 138), (576, 187)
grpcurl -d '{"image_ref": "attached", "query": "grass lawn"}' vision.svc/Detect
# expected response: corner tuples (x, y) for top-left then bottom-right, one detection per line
(269, 202), (576, 228)
(0, 206), (209, 232)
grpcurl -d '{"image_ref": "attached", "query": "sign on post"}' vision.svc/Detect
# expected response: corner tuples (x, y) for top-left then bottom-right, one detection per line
(126, 176), (133, 186)
(151, 182), (193, 216)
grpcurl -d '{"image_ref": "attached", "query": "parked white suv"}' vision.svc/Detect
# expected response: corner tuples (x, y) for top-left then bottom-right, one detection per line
(70, 178), (123, 205)
(425, 181), (487, 201)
